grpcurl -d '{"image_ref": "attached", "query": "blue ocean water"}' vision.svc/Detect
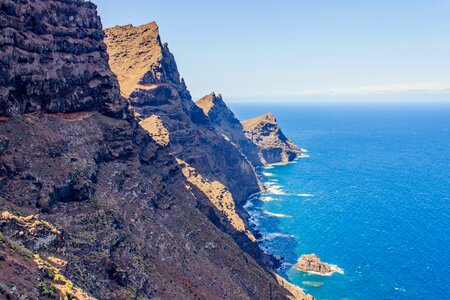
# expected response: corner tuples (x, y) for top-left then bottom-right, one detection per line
(231, 103), (450, 300)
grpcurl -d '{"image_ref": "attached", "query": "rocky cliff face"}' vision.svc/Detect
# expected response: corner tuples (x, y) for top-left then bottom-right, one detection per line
(242, 113), (301, 164)
(0, 0), (126, 118)
(196, 92), (263, 167)
(0, 1), (313, 299)
(104, 21), (279, 272)
(105, 23), (259, 206)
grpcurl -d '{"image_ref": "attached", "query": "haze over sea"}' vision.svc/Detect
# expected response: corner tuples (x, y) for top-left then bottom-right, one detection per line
(231, 102), (450, 300)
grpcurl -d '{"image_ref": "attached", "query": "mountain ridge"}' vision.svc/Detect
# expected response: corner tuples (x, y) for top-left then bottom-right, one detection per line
(0, 2), (311, 299)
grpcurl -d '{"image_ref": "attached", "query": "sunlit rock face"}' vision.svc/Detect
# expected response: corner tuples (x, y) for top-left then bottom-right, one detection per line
(242, 113), (301, 164)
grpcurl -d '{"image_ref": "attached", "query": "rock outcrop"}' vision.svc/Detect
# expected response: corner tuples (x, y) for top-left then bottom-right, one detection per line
(0, 1), (313, 299)
(196, 92), (263, 167)
(0, 0), (126, 118)
(105, 21), (286, 274)
(105, 23), (260, 206)
(293, 254), (343, 276)
(242, 113), (301, 164)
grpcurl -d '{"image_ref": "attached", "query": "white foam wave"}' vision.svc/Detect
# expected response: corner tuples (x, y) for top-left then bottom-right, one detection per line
(247, 211), (262, 226)
(262, 232), (295, 241)
(305, 264), (345, 276)
(264, 211), (292, 218)
(260, 196), (275, 202)
(296, 193), (314, 197)
(264, 182), (276, 187)
(262, 172), (275, 177)
(267, 185), (286, 195)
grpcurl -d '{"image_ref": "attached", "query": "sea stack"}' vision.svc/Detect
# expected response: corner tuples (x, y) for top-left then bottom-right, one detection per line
(242, 113), (301, 164)
(294, 254), (343, 276)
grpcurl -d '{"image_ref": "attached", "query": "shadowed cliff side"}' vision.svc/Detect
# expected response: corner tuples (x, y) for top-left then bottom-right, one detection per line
(0, 0), (127, 118)
(105, 21), (285, 273)
(196, 92), (263, 167)
(242, 113), (302, 164)
(105, 22), (260, 206)
(0, 1), (313, 299)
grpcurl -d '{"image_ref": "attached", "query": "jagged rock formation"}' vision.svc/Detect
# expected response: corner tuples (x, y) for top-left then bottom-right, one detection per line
(105, 21), (281, 275)
(196, 92), (263, 167)
(0, 0), (126, 118)
(105, 23), (260, 206)
(0, 1), (313, 299)
(242, 113), (301, 164)
(294, 254), (342, 276)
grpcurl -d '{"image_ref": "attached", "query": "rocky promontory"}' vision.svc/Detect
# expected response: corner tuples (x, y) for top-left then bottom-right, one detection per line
(294, 254), (343, 276)
(242, 113), (302, 164)
(0, 0), (312, 299)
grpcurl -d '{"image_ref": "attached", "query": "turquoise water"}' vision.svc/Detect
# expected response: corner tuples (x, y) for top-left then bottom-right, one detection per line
(231, 103), (450, 300)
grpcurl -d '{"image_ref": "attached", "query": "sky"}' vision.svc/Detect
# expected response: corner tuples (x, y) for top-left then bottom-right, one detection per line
(94, 0), (450, 102)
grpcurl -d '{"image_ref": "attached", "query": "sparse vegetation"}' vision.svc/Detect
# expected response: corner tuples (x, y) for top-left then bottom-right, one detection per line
(39, 281), (56, 298)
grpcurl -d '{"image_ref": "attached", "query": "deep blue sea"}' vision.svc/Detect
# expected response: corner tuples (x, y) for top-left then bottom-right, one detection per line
(231, 103), (450, 300)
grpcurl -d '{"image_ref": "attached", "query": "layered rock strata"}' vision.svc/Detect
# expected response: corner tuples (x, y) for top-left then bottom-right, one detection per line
(0, 0), (126, 118)
(105, 21), (284, 273)
(105, 22), (260, 206)
(0, 1), (313, 299)
(242, 113), (301, 164)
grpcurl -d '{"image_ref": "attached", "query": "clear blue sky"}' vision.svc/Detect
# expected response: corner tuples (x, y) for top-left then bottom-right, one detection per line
(95, 0), (450, 102)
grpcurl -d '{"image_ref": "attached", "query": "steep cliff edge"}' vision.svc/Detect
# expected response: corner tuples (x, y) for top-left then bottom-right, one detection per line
(105, 21), (282, 272)
(105, 22), (259, 206)
(242, 113), (301, 164)
(0, 0), (126, 118)
(196, 92), (263, 167)
(0, 1), (313, 299)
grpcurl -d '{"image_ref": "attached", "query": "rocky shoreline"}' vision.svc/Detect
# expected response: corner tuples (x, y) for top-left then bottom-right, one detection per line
(0, 1), (310, 299)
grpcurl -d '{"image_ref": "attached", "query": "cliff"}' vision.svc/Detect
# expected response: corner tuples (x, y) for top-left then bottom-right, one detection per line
(0, 1), (313, 298)
(242, 113), (301, 164)
(196, 92), (263, 167)
(105, 23), (260, 206)
(104, 23), (270, 264)
(0, 0), (126, 118)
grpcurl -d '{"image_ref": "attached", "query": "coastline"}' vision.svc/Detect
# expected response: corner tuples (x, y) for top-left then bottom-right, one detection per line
(242, 150), (344, 293)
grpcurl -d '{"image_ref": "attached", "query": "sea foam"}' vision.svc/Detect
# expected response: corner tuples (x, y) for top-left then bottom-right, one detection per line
(262, 232), (295, 241)
(296, 193), (314, 197)
(264, 211), (292, 218)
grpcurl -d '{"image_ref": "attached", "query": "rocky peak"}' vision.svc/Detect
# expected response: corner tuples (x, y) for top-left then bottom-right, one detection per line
(105, 24), (261, 204)
(0, 0), (127, 118)
(196, 92), (236, 123)
(196, 92), (225, 114)
(104, 22), (183, 97)
(196, 92), (263, 166)
(245, 112), (277, 127)
(242, 113), (301, 164)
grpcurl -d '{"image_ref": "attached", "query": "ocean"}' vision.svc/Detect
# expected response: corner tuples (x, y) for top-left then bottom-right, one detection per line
(231, 102), (450, 300)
